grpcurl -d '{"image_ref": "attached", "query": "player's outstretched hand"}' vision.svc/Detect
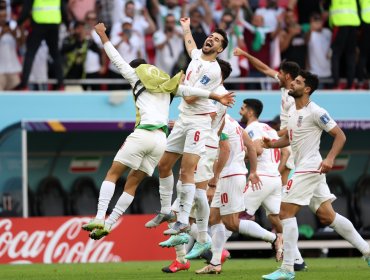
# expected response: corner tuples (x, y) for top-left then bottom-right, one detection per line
(217, 92), (235, 107)
(94, 23), (106, 34)
(180, 17), (191, 29)
(318, 158), (334, 174)
(233, 47), (246, 57)
(248, 172), (262, 190)
(261, 137), (273, 149)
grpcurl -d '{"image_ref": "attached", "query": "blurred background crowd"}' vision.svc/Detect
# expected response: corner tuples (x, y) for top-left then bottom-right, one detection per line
(0, 0), (369, 91)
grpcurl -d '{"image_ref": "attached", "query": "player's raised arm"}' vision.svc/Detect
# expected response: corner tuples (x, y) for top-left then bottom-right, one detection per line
(233, 47), (277, 79)
(180, 17), (197, 57)
(94, 23), (137, 84)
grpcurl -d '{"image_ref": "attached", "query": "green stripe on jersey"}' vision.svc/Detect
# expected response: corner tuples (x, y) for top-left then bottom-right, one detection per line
(136, 124), (168, 135)
(220, 132), (229, 141)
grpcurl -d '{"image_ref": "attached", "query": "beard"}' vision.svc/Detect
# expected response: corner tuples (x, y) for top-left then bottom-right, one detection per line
(201, 46), (217, 55)
(288, 89), (302, 98)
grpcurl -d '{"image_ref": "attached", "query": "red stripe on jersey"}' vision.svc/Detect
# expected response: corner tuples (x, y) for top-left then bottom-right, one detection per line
(221, 173), (247, 179)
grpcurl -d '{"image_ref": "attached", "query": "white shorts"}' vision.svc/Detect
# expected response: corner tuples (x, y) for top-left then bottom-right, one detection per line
(244, 175), (282, 216)
(171, 197), (196, 219)
(282, 172), (336, 213)
(166, 114), (212, 156)
(211, 175), (246, 216)
(114, 128), (167, 176)
(286, 146), (295, 170)
(194, 145), (218, 183)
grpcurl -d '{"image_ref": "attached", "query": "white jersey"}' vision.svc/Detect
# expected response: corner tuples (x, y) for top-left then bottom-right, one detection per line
(207, 84), (228, 148)
(245, 121), (280, 176)
(220, 115), (248, 178)
(280, 87), (295, 129)
(275, 74), (295, 129)
(178, 49), (222, 116)
(104, 42), (215, 129)
(287, 101), (337, 172)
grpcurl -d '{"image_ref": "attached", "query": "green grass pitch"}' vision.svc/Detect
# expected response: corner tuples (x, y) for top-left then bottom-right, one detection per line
(1, 258), (368, 280)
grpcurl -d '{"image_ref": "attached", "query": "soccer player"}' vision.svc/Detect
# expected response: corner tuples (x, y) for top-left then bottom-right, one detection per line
(240, 98), (284, 231)
(196, 115), (282, 274)
(262, 70), (370, 280)
(233, 47), (300, 186)
(234, 47), (306, 270)
(159, 59), (234, 273)
(145, 18), (234, 235)
(82, 23), (235, 239)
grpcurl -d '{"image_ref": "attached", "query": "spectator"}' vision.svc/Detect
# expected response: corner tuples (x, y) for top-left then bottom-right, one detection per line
(218, 11), (244, 80)
(279, 9), (307, 68)
(61, 21), (101, 81)
(153, 14), (183, 75)
(108, 17), (142, 90)
(326, 0), (360, 89)
(68, 0), (96, 21)
(16, 0), (68, 90)
(84, 10), (107, 91)
(288, 0), (322, 25)
(306, 13), (331, 88)
(28, 40), (49, 91)
(186, 1), (213, 48)
(150, 0), (185, 30)
(96, 0), (114, 32)
(0, 6), (23, 91)
(255, 0), (285, 69)
(111, 1), (156, 60)
(242, 14), (273, 89)
(112, 0), (144, 24)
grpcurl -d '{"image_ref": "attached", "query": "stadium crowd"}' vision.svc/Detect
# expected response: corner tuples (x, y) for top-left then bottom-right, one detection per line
(0, 0), (369, 91)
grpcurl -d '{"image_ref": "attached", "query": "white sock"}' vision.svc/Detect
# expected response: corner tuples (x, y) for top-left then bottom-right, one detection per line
(281, 217), (298, 272)
(239, 220), (276, 243)
(177, 183), (196, 224)
(330, 213), (370, 255)
(188, 223), (198, 240)
(175, 244), (187, 264)
(225, 228), (233, 241)
(159, 175), (174, 214)
(185, 234), (195, 253)
(105, 192), (134, 227)
(96, 181), (116, 220)
(210, 224), (226, 265)
(194, 189), (210, 243)
(294, 246), (304, 264)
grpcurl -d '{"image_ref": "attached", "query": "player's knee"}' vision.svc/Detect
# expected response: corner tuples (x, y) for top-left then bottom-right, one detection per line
(179, 168), (194, 182)
(158, 159), (171, 175)
(208, 215), (219, 226)
(223, 220), (238, 232)
(317, 212), (335, 226)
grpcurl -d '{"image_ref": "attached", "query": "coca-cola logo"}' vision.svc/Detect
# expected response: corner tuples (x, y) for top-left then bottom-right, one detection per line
(0, 218), (122, 264)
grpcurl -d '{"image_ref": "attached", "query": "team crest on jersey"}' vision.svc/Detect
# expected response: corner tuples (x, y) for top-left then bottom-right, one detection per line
(297, 116), (303, 127)
(320, 113), (330, 125)
(248, 130), (254, 138)
(200, 75), (211, 85)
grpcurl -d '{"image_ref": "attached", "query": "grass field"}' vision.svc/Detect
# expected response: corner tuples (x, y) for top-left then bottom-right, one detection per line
(1, 258), (368, 280)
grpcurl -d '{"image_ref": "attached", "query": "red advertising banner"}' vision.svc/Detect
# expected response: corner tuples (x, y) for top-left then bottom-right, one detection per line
(0, 215), (175, 264)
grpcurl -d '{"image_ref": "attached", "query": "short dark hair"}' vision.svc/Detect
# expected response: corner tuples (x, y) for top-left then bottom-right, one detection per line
(125, 1), (135, 7)
(213, 28), (228, 50)
(216, 58), (232, 81)
(129, 58), (147, 68)
(280, 60), (300, 79)
(243, 98), (264, 118)
(299, 70), (319, 95)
